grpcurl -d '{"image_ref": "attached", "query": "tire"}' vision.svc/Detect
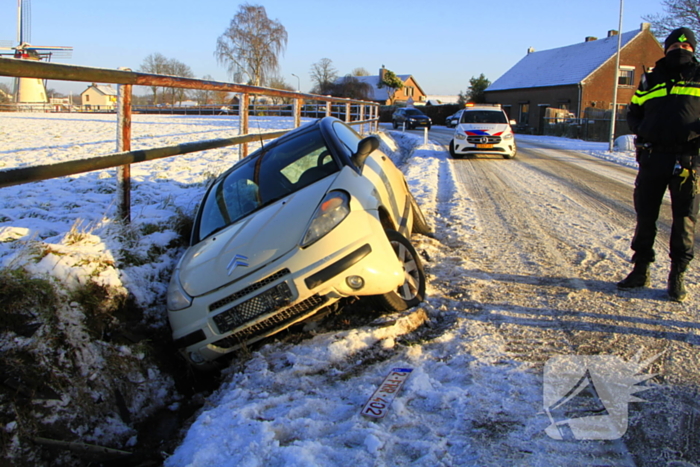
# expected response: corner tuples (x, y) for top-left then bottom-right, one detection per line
(503, 148), (517, 159)
(371, 230), (426, 312)
(449, 140), (460, 159)
(393, 120), (398, 129)
(427, 124), (432, 130)
(409, 192), (432, 237)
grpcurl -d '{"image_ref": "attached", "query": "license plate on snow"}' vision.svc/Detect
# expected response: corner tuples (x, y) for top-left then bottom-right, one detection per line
(476, 144), (494, 148)
(361, 368), (412, 418)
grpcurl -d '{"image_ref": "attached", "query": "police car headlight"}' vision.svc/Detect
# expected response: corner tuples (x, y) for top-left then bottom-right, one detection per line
(302, 191), (350, 247)
(503, 133), (513, 140)
(455, 133), (466, 140)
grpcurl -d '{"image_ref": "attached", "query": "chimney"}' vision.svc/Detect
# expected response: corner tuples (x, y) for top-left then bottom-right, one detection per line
(527, 47), (535, 54)
(641, 22), (651, 31)
(585, 36), (598, 42)
(607, 30), (618, 37)
(379, 65), (386, 82)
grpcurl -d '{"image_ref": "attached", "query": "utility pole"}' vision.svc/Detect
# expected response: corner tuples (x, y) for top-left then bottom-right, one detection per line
(608, 0), (624, 152)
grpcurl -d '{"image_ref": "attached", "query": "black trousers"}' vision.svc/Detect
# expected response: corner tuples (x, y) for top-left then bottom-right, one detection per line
(631, 152), (699, 268)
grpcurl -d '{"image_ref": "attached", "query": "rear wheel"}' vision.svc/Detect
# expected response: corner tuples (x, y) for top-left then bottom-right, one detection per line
(371, 230), (426, 312)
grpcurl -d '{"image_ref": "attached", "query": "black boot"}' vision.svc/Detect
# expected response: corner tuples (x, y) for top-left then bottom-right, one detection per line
(668, 263), (688, 302)
(617, 262), (650, 289)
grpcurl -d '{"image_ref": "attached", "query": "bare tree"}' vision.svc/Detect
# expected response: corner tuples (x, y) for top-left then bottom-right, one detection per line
(164, 58), (195, 106)
(267, 75), (294, 104)
(139, 53), (169, 105)
(193, 74), (215, 105)
(331, 75), (371, 100)
(215, 4), (288, 87)
(351, 67), (370, 77)
(643, 0), (700, 43)
(309, 58), (338, 94)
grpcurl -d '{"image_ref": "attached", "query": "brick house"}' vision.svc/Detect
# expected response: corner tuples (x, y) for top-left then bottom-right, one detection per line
(347, 66), (427, 105)
(483, 23), (663, 135)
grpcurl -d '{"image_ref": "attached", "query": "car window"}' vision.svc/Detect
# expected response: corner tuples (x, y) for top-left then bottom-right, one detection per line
(461, 110), (507, 124)
(332, 121), (361, 154)
(196, 127), (337, 241)
(405, 109), (424, 116)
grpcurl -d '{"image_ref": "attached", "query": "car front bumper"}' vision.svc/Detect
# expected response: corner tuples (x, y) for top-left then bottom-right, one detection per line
(168, 209), (405, 365)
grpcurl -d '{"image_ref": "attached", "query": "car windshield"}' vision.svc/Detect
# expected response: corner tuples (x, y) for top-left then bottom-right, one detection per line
(404, 109), (425, 116)
(196, 126), (338, 241)
(461, 110), (507, 124)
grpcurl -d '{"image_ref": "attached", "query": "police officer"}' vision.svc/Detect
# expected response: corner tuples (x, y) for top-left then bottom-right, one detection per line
(619, 27), (700, 302)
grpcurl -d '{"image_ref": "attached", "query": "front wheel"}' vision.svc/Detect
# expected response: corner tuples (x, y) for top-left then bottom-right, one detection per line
(449, 140), (460, 159)
(393, 120), (398, 129)
(371, 230), (426, 312)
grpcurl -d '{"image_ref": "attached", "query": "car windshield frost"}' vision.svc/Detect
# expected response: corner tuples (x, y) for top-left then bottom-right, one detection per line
(461, 110), (507, 124)
(197, 127), (337, 241)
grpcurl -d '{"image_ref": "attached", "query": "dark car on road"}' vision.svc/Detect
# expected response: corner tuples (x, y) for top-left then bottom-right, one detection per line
(392, 108), (432, 130)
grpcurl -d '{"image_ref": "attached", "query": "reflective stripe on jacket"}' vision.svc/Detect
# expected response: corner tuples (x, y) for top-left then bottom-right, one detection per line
(627, 56), (700, 145)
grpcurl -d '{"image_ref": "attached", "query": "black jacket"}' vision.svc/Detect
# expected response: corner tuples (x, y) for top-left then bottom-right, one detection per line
(627, 55), (700, 145)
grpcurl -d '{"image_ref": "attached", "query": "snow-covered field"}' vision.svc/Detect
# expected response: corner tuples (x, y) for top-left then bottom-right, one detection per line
(3, 112), (697, 466)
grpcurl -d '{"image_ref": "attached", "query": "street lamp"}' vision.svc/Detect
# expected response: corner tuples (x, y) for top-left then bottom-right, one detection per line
(291, 73), (300, 92)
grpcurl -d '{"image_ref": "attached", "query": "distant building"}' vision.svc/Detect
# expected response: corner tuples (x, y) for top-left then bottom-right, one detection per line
(483, 23), (663, 134)
(81, 83), (117, 110)
(341, 66), (428, 105)
(424, 95), (460, 105)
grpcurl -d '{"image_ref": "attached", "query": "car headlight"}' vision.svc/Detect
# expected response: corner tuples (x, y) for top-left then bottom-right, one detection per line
(455, 133), (466, 140)
(167, 268), (193, 311)
(301, 191), (350, 247)
(503, 133), (513, 140)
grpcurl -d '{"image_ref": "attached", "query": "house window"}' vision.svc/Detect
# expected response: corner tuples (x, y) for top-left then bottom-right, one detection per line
(619, 67), (635, 86)
(405, 86), (414, 97)
(519, 103), (529, 124)
(85, 94), (90, 102)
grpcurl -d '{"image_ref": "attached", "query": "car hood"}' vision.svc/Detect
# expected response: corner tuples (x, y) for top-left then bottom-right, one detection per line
(179, 176), (336, 297)
(408, 115), (430, 120)
(457, 123), (510, 135)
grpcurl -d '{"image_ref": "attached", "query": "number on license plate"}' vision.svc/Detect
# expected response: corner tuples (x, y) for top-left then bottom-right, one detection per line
(361, 368), (412, 418)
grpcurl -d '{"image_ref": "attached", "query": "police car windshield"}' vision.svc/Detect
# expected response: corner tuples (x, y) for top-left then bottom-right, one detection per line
(461, 110), (507, 124)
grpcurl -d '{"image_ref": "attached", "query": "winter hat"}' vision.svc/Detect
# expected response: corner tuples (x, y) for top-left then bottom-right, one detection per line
(665, 27), (697, 53)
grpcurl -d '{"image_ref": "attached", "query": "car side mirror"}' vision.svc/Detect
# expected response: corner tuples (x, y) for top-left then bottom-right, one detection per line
(352, 135), (380, 169)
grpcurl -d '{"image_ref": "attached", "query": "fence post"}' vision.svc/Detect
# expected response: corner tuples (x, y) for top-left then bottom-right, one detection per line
(293, 98), (301, 128)
(359, 104), (365, 135)
(116, 70), (132, 223)
(345, 102), (351, 123)
(240, 92), (249, 158)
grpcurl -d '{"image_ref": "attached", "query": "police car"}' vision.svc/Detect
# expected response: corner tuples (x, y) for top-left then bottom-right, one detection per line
(449, 103), (517, 159)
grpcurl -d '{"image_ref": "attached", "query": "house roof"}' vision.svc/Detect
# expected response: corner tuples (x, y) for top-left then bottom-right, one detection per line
(82, 84), (117, 96)
(337, 74), (414, 101)
(487, 28), (654, 92)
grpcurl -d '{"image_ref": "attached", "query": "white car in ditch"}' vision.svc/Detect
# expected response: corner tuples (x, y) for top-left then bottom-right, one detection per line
(167, 117), (432, 368)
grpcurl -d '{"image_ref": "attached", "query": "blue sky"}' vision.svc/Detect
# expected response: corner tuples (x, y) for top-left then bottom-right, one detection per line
(1, 0), (665, 97)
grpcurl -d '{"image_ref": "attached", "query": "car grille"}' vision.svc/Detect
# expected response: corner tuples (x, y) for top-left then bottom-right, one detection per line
(466, 135), (502, 144)
(211, 294), (328, 350)
(209, 268), (291, 312)
(212, 281), (294, 334)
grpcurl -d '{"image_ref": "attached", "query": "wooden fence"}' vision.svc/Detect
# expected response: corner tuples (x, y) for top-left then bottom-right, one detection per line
(0, 58), (380, 222)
